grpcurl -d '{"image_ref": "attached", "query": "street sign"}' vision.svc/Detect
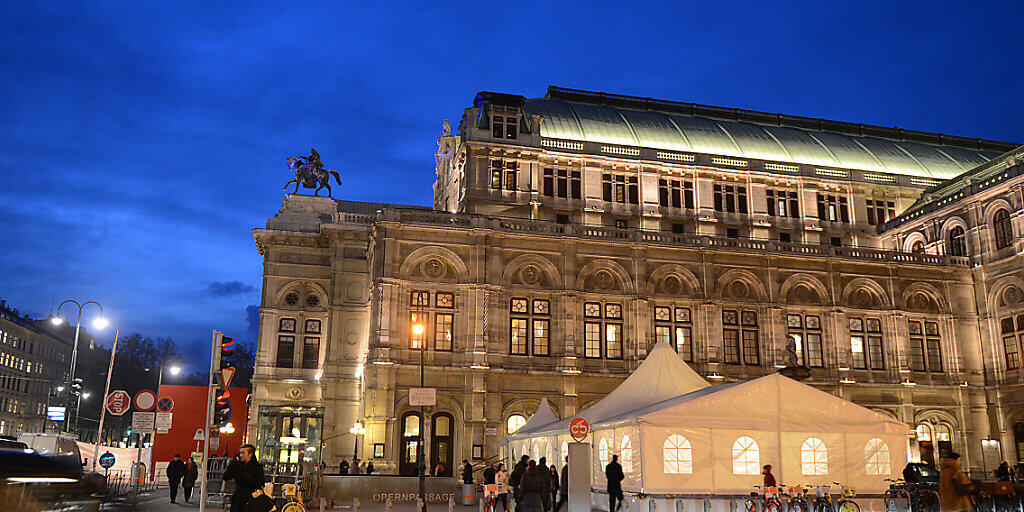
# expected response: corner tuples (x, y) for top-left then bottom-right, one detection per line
(569, 417), (590, 442)
(210, 437), (220, 450)
(409, 387), (437, 406)
(156, 396), (174, 412)
(132, 411), (156, 432)
(99, 452), (116, 469)
(194, 428), (205, 441)
(156, 412), (173, 430)
(105, 390), (131, 416)
(46, 406), (66, 421)
(134, 390), (156, 411)
(218, 367), (236, 389)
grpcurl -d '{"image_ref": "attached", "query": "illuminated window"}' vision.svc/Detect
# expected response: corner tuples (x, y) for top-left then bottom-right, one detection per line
(816, 193), (849, 223)
(849, 317), (885, 370)
(584, 302), (624, 359)
(621, 435), (633, 473)
(786, 314), (823, 367)
(599, 437), (610, 466)
(910, 241), (925, 253)
(865, 438), (891, 475)
(509, 298), (550, 356)
(506, 414), (526, 435)
(602, 174), (639, 204)
(732, 436), (760, 475)
(994, 209), (1013, 250)
(663, 434), (693, 474)
(767, 189), (799, 218)
(410, 290), (457, 351)
(490, 160), (518, 191)
(654, 306), (693, 361)
(801, 437), (828, 475)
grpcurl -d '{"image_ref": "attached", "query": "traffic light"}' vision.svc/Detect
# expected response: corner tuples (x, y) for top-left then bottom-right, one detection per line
(126, 426), (133, 436)
(215, 335), (235, 370)
(213, 388), (232, 428)
(71, 378), (82, 394)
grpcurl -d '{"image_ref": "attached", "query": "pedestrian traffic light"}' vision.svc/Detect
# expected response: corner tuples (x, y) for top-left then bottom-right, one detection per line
(71, 378), (82, 393)
(213, 388), (232, 428)
(217, 336), (235, 370)
(126, 426), (132, 436)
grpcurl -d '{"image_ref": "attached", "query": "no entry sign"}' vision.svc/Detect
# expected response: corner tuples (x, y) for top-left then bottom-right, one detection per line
(134, 390), (156, 411)
(569, 417), (590, 442)
(105, 390), (131, 416)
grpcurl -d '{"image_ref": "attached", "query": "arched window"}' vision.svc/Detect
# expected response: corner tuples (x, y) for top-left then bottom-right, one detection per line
(801, 437), (828, 475)
(621, 435), (633, 473)
(732, 436), (760, 475)
(910, 240), (925, 253)
(561, 441), (568, 463)
(507, 414), (527, 434)
(948, 226), (967, 256)
(663, 434), (693, 474)
(916, 424), (932, 442)
(599, 437), (610, 466)
(994, 209), (1013, 250)
(532, 441), (539, 460)
(865, 438), (891, 475)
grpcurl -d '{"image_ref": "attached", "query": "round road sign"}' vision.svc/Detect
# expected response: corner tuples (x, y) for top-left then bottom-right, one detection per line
(105, 390), (131, 416)
(569, 417), (590, 442)
(156, 396), (174, 412)
(134, 390), (156, 411)
(99, 451), (116, 469)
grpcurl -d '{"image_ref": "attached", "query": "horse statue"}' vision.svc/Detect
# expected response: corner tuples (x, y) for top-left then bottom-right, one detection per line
(283, 148), (342, 197)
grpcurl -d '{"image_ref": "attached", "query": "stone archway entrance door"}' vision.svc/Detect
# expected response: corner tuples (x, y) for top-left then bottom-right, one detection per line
(431, 412), (454, 477)
(399, 412), (422, 476)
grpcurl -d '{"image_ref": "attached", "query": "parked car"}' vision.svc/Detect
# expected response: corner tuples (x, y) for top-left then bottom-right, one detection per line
(0, 448), (100, 511)
(17, 433), (84, 477)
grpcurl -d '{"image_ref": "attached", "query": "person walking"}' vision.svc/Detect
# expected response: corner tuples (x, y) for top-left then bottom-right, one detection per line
(463, 459), (475, 484)
(605, 454), (624, 512)
(483, 463), (497, 485)
(339, 458), (350, 475)
(939, 452), (975, 512)
(510, 455), (529, 508)
(996, 461), (1011, 481)
(762, 464), (777, 487)
(223, 444), (266, 512)
(554, 456), (568, 512)
(548, 464), (560, 512)
(519, 460), (548, 512)
(183, 456), (199, 503)
(166, 454), (186, 504)
(538, 457), (551, 512)
(495, 463), (510, 512)
(367, 461), (375, 475)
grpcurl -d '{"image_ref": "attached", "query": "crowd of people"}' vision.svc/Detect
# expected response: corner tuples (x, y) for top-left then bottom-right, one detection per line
(474, 453), (624, 512)
(337, 457), (375, 475)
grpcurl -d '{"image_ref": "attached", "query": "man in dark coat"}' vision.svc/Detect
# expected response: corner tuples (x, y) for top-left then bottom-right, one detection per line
(509, 455), (529, 507)
(538, 457), (551, 512)
(554, 456), (568, 512)
(223, 444), (265, 512)
(519, 460), (548, 512)
(166, 454), (186, 503)
(339, 458), (349, 475)
(183, 456), (199, 502)
(463, 460), (474, 484)
(605, 455), (624, 512)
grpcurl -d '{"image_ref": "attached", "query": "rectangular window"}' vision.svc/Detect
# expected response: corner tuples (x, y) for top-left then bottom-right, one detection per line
(658, 179), (694, 209)
(786, 314), (823, 367)
(411, 291), (457, 351)
(605, 324), (622, 359)
(602, 174), (639, 204)
(924, 321), (942, 372)
(434, 313), (454, 351)
(543, 169), (582, 199)
(816, 193), (850, 222)
(490, 160), (518, 191)
(492, 115), (517, 139)
(302, 337), (319, 369)
(767, 189), (800, 218)
(614, 219), (628, 229)
(907, 320), (942, 372)
(510, 298), (551, 356)
(713, 184), (748, 214)
(584, 322), (602, 358)
(583, 301), (624, 359)
(723, 310), (758, 364)
(866, 199), (896, 226)
(276, 336), (295, 368)
(654, 306), (693, 361)
(532, 320), (550, 356)
(410, 311), (429, 349)
(1002, 316), (1024, 370)
(510, 318), (528, 355)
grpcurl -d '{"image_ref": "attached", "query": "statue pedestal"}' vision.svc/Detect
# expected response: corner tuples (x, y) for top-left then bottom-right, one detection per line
(266, 194), (337, 232)
(777, 365), (811, 381)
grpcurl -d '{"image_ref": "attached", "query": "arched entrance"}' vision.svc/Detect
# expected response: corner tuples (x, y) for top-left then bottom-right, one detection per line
(1015, 422), (1024, 463)
(430, 412), (454, 477)
(399, 412), (421, 476)
(917, 424), (935, 466)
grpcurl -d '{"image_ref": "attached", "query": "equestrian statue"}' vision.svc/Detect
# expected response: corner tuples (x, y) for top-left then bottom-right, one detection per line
(284, 148), (342, 197)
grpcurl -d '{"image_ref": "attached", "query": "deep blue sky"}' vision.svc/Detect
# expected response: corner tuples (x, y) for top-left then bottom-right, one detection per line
(2, 1), (1023, 370)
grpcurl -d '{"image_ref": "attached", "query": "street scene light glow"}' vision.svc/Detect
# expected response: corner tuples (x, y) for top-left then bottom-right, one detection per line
(170, 366), (181, 375)
(92, 317), (109, 329)
(411, 323), (424, 335)
(50, 316), (63, 325)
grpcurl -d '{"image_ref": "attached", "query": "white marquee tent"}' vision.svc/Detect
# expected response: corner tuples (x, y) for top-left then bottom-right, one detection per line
(506, 341), (910, 495)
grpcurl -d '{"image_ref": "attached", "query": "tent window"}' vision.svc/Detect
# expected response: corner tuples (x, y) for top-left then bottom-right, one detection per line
(621, 435), (633, 473)
(801, 437), (828, 475)
(663, 434), (693, 474)
(507, 414), (527, 434)
(599, 437), (610, 467)
(732, 436), (760, 475)
(654, 306), (693, 361)
(865, 438), (891, 475)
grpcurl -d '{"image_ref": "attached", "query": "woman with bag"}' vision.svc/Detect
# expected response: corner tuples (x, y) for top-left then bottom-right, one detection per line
(940, 452), (975, 512)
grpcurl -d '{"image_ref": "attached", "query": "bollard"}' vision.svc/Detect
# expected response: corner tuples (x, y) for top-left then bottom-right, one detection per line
(353, 497), (360, 512)
(320, 497), (325, 512)
(449, 495), (456, 512)
(385, 498), (392, 512)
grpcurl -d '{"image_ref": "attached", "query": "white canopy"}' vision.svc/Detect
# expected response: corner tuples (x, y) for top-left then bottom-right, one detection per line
(520, 397), (560, 432)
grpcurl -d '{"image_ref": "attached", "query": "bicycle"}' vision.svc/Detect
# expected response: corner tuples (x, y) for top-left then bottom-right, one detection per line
(883, 479), (911, 512)
(784, 485), (810, 512)
(811, 485), (834, 512)
(833, 482), (859, 512)
(747, 485), (785, 512)
(280, 483), (308, 512)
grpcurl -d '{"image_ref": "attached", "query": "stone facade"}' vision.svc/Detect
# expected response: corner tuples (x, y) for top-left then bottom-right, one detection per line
(250, 87), (1022, 477)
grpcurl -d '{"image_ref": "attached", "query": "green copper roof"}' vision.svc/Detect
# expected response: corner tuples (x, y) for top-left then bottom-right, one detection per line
(522, 88), (1014, 180)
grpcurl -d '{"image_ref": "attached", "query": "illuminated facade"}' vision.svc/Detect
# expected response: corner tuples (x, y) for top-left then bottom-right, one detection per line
(251, 86), (1023, 476)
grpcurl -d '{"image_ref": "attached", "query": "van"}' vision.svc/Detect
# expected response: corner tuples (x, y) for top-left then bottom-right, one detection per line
(16, 433), (84, 477)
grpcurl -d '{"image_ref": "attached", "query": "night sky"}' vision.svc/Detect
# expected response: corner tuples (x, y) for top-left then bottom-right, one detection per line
(2, 1), (1023, 370)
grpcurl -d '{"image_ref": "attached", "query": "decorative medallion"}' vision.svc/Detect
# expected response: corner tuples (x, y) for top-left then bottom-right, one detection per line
(520, 265), (541, 285)
(594, 270), (614, 291)
(305, 294), (321, 308)
(284, 291), (300, 307)
(730, 280), (748, 299)
(662, 275), (682, 294)
(287, 387), (304, 400)
(423, 258), (445, 278)
(1003, 287), (1021, 306)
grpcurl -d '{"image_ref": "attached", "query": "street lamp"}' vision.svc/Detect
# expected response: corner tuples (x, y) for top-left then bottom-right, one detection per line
(51, 300), (106, 433)
(349, 422), (367, 459)
(412, 320), (426, 512)
(75, 392), (91, 434)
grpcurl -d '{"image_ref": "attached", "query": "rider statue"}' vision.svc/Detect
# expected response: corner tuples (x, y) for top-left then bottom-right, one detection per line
(284, 148), (342, 197)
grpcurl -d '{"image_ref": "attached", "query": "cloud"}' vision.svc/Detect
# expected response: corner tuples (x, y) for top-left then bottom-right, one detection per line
(205, 281), (256, 297)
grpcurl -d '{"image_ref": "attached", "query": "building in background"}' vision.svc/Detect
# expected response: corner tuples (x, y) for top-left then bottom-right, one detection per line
(251, 86), (1023, 477)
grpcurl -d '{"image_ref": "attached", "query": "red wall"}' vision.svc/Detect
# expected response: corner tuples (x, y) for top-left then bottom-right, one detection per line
(152, 384), (249, 464)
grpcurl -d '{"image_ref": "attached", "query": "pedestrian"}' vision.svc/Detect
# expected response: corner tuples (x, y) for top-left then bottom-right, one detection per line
(183, 456), (199, 503)
(996, 461), (1011, 481)
(510, 455), (529, 508)
(762, 464), (776, 488)
(483, 463), (497, 485)
(367, 461), (375, 475)
(223, 444), (266, 512)
(359, 461), (368, 474)
(554, 456), (568, 512)
(463, 459), (475, 484)
(549, 464), (560, 510)
(939, 452), (975, 512)
(519, 460), (548, 512)
(166, 454), (186, 504)
(340, 458), (349, 475)
(605, 454), (624, 512)
(352, 459), (363, 475)
(434, 463), (445, 476)
(496, 463), (510, 512)
(538, 457), (551, 512)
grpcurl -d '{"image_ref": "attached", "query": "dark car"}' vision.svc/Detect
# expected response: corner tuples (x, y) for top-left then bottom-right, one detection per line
(0, 448), (100, 511)
(903, 462), (940, 486)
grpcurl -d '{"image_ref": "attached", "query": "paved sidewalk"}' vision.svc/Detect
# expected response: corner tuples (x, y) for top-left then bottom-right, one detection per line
(124, 492), (489, 512)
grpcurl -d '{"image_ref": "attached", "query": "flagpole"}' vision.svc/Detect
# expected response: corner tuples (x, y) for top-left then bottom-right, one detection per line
(199, 330), (219, 512)
(92, 330), (119, 472)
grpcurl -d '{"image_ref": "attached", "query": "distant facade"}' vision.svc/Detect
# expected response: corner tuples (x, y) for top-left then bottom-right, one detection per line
(251, 86), (1023, 477)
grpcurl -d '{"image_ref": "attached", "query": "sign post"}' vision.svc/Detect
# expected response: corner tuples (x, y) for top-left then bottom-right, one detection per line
(567, 418), (592, 512)
(92, 330), (119, 473)
(199, 331), (219, 512)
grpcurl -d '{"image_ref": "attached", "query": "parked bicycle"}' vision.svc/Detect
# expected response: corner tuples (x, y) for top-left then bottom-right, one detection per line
(811, 485), (834, 512)
(746, 485), (786, 512)
(833, 482), (859, 512)
(784, 485), (810, 512)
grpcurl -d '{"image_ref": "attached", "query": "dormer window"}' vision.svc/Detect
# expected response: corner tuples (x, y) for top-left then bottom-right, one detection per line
(492, 115), (518, 139)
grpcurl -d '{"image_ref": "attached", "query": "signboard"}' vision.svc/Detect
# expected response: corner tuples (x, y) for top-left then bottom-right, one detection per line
(99, 452), (116, 469)
(194, 429), (205, 441)
(569, 417), (590, 442)
(46, 406), (66, 421)
(211, 437), (220, 450)
(155, 412), (173, 430)
(485, 427), (498, 436)
(105, 390), (131, 416)
(409, 387), (436, 407)
(156, 396), (174, 412)
(134, 390), (156, 411)
(218, 367), (236, 389)
(132, 411), (156, 432)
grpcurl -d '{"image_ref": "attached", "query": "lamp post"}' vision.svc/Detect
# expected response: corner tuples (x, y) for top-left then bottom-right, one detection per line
(51, 300), (107, 433)
(412, 319), (427, 512)
(350, 422), (366, 460)
(75, 392), (90, 434)
(149, 363), (181, 475)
